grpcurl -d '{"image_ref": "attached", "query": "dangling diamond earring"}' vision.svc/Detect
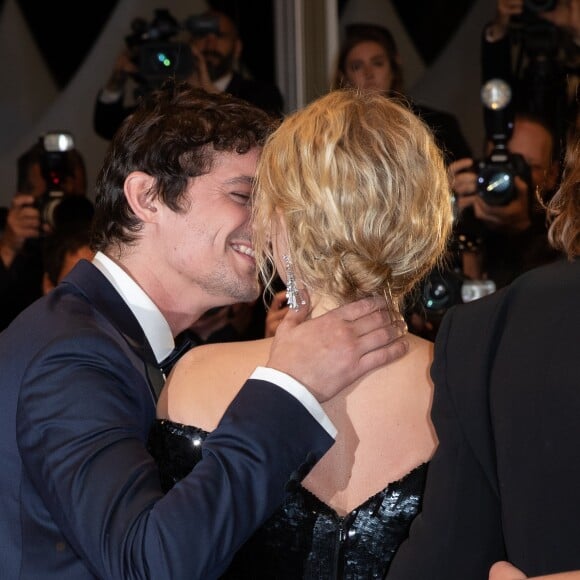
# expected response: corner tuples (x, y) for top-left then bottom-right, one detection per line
(283, 254), (301, 310)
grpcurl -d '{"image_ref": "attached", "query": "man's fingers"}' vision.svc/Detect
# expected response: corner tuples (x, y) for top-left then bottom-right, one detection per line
(357, 335), (409, 375)
(348, 307), (407, 340)
(351, 319), (408, 357)
(332, 295), (393, 322)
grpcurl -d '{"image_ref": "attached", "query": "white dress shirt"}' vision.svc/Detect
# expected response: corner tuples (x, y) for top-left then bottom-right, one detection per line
(92, 252), (336, 437)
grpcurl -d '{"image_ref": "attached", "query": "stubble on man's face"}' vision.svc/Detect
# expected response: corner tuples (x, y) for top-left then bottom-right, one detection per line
(167, 149), (262, 308)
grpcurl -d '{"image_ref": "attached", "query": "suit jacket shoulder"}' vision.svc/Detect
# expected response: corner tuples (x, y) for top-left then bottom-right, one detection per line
(226, 72), (284, 118)
(411, 102), (473, 162)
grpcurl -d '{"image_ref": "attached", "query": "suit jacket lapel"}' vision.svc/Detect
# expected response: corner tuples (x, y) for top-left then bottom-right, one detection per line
(63, 260), (165, 401)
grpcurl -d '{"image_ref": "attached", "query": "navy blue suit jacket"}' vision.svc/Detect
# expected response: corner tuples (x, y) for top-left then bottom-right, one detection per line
(389, 257), (580, 578)
(0, 259), (332, 579)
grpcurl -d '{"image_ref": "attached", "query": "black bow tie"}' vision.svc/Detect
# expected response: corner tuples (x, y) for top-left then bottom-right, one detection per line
(159, 332), (197, 376)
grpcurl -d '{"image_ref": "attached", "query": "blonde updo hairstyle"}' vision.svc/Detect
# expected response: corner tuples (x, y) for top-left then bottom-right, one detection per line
(252, 89), (453, 310)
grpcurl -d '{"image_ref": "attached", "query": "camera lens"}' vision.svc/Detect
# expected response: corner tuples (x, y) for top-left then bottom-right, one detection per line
(477, 165), (516, 206)
(137, 43), (194, 85)
(154, 51), (174, 70)
(421, 267), (463, 316)
(423, 281), (451, 311)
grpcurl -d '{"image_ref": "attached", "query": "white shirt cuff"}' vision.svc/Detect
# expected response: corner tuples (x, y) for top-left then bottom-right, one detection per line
(251, 367), (337, 439)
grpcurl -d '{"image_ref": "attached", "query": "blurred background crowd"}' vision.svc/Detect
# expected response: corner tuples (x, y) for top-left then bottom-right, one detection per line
(0, 0), (578, 336)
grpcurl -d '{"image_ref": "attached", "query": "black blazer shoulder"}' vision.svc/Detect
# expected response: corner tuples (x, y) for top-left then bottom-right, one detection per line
(226, 72), (284, 118)
(411, 102), (472, 162)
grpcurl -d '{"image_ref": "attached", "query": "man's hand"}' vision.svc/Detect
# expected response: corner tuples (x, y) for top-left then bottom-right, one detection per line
(266, 294), (408, 402)
(490, 561), (580, 580)
(0, 194), (40, 268)
(486, 0), (524, 41)
(449, 159), (532, 233)
(104, 48), (137, 93)
(541, 0), (580, 40)
(448, 157), (477, 214)
(186, 46), (219, 94)
(489, 561), (528, 580)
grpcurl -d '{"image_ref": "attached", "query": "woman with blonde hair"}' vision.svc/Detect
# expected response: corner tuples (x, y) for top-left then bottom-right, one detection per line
(150, 89), (453, 578)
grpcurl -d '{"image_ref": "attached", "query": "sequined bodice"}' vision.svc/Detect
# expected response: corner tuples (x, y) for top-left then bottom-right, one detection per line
(148, 420), (427, 580)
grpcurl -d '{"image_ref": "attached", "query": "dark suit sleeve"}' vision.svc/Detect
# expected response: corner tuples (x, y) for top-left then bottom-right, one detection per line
(17, 329), (332, 579)
(388, 303), (505, 579)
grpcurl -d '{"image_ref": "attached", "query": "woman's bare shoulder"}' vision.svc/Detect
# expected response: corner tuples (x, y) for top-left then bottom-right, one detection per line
(157, 338), (272, 430)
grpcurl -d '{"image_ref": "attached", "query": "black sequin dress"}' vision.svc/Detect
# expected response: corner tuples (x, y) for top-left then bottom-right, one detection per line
(148, 419), (427, 580)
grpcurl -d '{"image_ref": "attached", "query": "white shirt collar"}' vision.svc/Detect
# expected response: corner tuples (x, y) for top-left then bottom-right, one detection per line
(214, 72), (233, 93)
(92, 251), (174, 364)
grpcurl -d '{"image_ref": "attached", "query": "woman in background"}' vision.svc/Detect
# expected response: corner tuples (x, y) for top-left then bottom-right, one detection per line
(333, 22), (472, 164)
(149, 89), (453, 578)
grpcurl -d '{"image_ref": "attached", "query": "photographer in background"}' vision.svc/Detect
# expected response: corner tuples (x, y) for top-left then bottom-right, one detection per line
(94, 8), (284, 140)
(483, 0), (579, 143)
(454, 0), (576, 288)
(459, 0), (576, 285)
(450, 111), (562, 289)
(0, 137), (91, 330)
(408, 0), (576, 340)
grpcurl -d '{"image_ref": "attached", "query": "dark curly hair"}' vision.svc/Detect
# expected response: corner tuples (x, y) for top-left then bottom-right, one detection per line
(91, 80), (277, 252)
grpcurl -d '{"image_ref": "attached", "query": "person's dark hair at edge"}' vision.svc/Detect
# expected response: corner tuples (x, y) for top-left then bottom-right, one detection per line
(43, 228), (92, 287)
(91, 80), (278, 253)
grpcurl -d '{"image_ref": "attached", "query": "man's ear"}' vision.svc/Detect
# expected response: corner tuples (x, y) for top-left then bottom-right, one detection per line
(124, 171), (158, 222)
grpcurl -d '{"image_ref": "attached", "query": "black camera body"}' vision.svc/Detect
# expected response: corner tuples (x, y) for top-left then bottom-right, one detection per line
(419, 266), (496, 323)
(184, 14), (220, 37)
(35, 132), (76, 228)
(35, 191), (64, 230)
(136, 42), (193, 86)
(126, 9), (193, 88)
(477, 77), (532, 207)
(476, 149), (532, 206)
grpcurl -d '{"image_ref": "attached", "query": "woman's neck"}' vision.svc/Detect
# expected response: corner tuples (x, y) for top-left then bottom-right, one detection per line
(309, 294), (339, 319)
(308, 292), (401, 320)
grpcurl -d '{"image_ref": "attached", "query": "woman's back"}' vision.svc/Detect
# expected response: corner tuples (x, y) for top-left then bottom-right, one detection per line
(153, 332), (436, 577)
(153, 88), (453, 577)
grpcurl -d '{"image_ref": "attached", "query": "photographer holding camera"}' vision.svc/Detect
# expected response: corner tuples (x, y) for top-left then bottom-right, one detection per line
(443, 0), (577, 292)
(450, 110), (562, 289)
(94, 7), (284, 140)
(483, 0), (579, 141)
(0, 136), (91, 330)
